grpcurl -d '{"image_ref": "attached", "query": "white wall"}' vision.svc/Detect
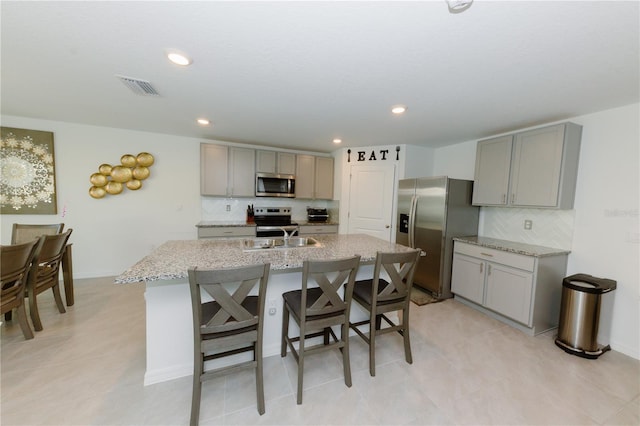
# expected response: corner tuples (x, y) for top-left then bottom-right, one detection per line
(432, 103), (640, 359)
(567, 104), (639, 359)
(1, 116), (204, 278)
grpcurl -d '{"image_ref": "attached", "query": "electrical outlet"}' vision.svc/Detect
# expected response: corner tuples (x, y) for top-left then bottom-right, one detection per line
(226, 204), (231, 212)
(524, 219), (533, 230)
(268, 299), (277, 315)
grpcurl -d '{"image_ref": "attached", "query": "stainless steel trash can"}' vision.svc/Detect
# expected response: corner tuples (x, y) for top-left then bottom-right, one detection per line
(555, 274), (616, 359)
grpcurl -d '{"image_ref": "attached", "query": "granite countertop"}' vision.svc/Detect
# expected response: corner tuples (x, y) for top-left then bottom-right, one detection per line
(196, 221), (256, 228)
(453, 236), (570, 257)
(295, 220), (339, 226)
(115, 234), (411, 283)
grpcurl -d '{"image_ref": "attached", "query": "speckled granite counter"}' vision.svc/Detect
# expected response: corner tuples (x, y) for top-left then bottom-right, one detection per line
(453, 236), (570, 257)
(294, 220), (340, 226)
(196, 221), (256, 227)
(116, 234), (408, 284)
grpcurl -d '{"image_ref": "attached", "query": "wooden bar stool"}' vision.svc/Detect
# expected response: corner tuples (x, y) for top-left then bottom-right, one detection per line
(281, 255), (360, 404)
(188, 263), (270, 425)
(349, 249), (421, 376)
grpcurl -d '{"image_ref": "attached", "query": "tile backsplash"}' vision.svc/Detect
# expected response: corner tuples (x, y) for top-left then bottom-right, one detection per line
(201, 197), (338, 222)
(480, 207), (575, 250)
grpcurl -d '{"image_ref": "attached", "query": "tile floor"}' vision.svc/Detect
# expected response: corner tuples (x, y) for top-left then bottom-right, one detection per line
(1, 276), (639, 425)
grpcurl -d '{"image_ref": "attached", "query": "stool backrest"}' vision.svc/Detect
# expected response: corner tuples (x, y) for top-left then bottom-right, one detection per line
(301, 256), (361, 319)
(373, 250), (421, 303)
(188, 263), (270, 335)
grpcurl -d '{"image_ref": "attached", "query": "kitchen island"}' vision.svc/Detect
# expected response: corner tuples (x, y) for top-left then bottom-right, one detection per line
(116, 234), (414, 385)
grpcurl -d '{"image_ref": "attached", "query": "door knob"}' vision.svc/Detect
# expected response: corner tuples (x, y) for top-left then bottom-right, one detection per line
(385, 225), (390, 228)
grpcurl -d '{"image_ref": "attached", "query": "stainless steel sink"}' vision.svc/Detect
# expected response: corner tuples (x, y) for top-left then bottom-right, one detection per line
(242, 237), (320, 251)
(286, 237), (320, 247)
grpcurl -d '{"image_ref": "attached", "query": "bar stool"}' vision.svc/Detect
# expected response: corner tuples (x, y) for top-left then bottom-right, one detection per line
(281, 255), (360, 404)
(188, 263), (270, 425)
(349, 249), (421, 376)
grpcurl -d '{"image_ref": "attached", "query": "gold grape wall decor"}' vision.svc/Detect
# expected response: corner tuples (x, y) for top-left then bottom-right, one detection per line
(89, 152), (154, 199)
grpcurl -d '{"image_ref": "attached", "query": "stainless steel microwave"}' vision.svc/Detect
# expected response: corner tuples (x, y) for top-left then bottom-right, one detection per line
(255, 173), (296, 198)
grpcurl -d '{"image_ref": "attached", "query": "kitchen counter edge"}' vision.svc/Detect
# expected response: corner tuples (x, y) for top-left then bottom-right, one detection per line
(453, 236), (570, 257)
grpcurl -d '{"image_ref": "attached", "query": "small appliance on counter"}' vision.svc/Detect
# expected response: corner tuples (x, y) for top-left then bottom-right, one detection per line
(307, 208), (329, 222)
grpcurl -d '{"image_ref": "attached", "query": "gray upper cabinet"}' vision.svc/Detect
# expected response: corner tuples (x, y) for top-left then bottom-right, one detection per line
(201, 143), (255, 197)
(256, 150), (296, 175)
(472, 122), (582, 209)
(472, 135), (513, 206)
(295, 155), (334, 200)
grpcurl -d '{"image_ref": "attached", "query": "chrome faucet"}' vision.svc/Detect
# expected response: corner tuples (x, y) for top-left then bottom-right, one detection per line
(280, 227), (298, 245)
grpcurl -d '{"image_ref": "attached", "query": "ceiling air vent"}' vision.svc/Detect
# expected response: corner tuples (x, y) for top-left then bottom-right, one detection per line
(116, 75), (160, 96)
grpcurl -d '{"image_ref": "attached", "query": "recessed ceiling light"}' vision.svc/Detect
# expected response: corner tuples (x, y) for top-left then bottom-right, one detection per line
(391, 105), (407, 114)
(446, 0), (473, 13)
(196, 118), (210, 126)
(166, 50), (192, 66)
(333, 138), (342, 144)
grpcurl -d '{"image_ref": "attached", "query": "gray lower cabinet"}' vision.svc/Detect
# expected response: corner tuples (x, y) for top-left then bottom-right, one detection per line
(197, 226), (255, 239)
(451, 241), (568, 335)
(472, 122), (582, 209)
(298, 224), (338, 235)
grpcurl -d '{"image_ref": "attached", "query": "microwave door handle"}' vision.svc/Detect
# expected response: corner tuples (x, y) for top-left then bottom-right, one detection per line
(408, 195), (417, 248)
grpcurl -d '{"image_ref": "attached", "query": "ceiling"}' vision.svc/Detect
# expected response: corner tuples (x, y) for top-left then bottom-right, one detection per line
(1, 1), (638, 153)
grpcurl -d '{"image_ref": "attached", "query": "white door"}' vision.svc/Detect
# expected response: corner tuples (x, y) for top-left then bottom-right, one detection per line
(347, 164), (396, 241)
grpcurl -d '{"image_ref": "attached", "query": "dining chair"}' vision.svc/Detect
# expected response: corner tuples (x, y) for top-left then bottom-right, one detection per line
(26, 229), (73, 331)
(11, 223), (64, 244)
(349, 249), (421, 376)
(1, 238), (41, 340)
(281, 255), (361, 404)
(188, 262), (270, 425)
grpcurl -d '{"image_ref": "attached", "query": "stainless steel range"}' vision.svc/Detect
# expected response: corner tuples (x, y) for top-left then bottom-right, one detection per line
(253, 207), (299, 237)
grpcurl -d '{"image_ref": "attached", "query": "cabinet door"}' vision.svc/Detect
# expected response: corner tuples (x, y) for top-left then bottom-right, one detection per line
(510, 124), (565, 207)
(229, 147), (255, 197)
(451, 254), (485, 304)
(295, 154), (315, 199)
(472, 136), (513, 205)
(314, 157), (334, 200)
(256, 150), (277, 173)
(484, 263), (533, 325)
(278, 152), (296, 175)
(201, 144), (229, 196)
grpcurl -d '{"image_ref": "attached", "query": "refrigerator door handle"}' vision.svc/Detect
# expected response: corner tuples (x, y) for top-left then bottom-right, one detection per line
(408, 195), (417, 248)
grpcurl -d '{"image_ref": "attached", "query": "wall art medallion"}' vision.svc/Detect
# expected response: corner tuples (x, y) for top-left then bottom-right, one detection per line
(0, 127), (57, 214)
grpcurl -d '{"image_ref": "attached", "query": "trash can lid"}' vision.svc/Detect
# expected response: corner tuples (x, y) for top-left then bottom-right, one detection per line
(563, 274), (617, 294)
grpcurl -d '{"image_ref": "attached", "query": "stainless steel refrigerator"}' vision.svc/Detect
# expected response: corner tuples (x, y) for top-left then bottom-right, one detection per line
(396, 176), (479, 299)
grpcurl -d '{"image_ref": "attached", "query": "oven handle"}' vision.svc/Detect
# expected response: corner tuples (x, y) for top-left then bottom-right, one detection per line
(256, 225), (299, 232)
